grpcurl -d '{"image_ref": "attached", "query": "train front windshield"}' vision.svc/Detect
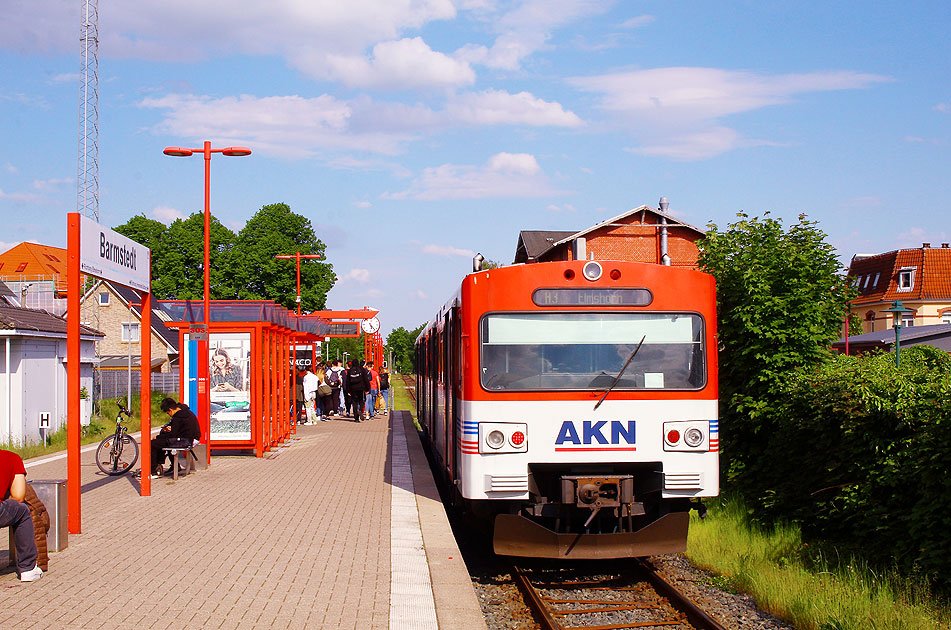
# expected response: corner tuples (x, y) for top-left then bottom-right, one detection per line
(480, 312), (705, 391)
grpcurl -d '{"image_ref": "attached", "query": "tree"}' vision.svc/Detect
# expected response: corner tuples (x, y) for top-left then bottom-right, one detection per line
(231, 203), (335, 311)
(114, 212), (237, 299)
(386, 323), (426, 373)
(697, 212), (855, 479)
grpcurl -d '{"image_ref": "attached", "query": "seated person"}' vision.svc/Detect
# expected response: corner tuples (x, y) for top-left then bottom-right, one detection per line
(151, 398), (202, 479)
(0, 449), (43, 581)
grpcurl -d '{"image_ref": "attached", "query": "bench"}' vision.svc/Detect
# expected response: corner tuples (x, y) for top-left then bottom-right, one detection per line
(161, 444), (199, 480)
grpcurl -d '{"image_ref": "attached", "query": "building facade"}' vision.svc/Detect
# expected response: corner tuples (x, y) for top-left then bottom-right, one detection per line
(513, 202), (705, 268)
(847, 243), (951, 334)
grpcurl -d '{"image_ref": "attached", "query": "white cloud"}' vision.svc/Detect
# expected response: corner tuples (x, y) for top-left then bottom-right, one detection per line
(447, 89), (582, 127)
(140, 93), (415, 156)
(422, 244), (475, 257)
(153, 206), (187, 224)
(48, 73), (79, 84)
(386, 152), (568, 200)
(547, 203), (576, 212)
(0, 188), (41, 202)
(321, 37), (475, 89)
(32, 177), (72, 191)
(343, 268), (371, 283)
(572, 67), (891, 160)
(414, 289), (428, 299)
(458, 0), (610, 70)
(3, 163), (17, 174)
(363, 288), (385, 298)
(619, 15), (655, 28)
(839, 196), (883, 208)
(0, 241), (20, 255)
(353, 201), (373, 208)
(934, 103), (948, 113)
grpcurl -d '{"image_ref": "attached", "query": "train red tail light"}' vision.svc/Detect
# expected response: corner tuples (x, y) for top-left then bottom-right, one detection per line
(666, 429), (681, 445)
(510, 431), (525, 446)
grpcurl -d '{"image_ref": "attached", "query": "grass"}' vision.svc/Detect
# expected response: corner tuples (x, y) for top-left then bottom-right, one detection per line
(3, 392), (173, 461)
(687, 495), (951, 630)
(391, 373), (420, 429)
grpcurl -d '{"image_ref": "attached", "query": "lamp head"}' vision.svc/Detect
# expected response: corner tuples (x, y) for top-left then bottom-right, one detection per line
(222, 147), (251, 157)
(163, 147), (193, 157)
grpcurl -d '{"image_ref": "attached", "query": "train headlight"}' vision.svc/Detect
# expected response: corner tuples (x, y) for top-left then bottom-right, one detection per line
(478, 423), (528, 454)
(684, 427), (703, 447)
(663, 421), (710, 452)
(582, 261), (603, 281)
(486, 430), (506, 449)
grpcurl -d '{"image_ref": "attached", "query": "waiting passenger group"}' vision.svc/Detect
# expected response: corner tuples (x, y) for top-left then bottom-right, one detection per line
(297, 359), (389, 424)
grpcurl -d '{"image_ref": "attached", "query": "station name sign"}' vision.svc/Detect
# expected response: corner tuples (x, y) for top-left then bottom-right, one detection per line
(79, 215), (150, 292)
(532, 288), (652, 307)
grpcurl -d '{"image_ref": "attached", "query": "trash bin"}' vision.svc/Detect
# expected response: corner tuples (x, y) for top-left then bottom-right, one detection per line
(30, 480), (67, 552)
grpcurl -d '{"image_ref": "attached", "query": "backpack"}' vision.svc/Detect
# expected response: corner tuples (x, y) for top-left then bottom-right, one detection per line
(327, 369), (340, 387)
(346, 367), (366, 390)
(379, 373), (390, 391)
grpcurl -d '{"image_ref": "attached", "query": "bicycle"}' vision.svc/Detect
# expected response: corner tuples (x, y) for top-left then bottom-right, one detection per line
(95, 399), (139, 476)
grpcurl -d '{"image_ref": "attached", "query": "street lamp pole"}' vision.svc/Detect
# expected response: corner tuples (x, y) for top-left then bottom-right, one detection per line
(275, 251), (322, 316)
(885, 300), (914, 367)
(164, 141), (250, 457)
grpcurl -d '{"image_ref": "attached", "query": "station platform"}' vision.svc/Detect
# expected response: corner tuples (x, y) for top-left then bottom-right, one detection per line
(0, 410), (486, 629)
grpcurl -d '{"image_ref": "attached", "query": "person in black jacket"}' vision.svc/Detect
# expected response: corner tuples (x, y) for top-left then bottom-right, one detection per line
(343, 360), (371, 422)
(151, 398), (203, 478)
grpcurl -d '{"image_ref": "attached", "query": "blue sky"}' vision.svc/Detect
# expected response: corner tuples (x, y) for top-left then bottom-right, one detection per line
(1, 1), (948, 335)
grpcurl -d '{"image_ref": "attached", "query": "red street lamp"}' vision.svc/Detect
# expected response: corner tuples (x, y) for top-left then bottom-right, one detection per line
(164, 141), (250, 456)
(275, 252), (322, 316)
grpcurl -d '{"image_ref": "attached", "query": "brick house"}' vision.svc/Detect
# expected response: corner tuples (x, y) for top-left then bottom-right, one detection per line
(846, 243), (951, 334)
(513, 200), (705, 268)
(80, 280), (179, 373)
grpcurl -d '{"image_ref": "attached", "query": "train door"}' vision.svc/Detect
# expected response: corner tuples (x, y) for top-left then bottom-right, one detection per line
(448, 307), (461, 482)
(443, 311), (453, 471)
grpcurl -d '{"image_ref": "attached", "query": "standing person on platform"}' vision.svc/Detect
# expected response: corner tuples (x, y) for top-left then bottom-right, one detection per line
(327, 359), (345, 417)
(302, 366), (319, 423)
(365, 361), (380, 420)
(316, 364), (334, 421)
(345, 360), (371, 421)
(378, 363), (390, 415)
(0, 449), (43, 582)
(151, 398), (202, 478)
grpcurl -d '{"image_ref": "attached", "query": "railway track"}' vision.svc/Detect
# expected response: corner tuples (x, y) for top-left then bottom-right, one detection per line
(402, 374), (417, 405)
(510, 558), (728, 630)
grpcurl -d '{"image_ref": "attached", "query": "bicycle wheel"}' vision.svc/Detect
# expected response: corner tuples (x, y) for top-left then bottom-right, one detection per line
(95, 433), (139, 475)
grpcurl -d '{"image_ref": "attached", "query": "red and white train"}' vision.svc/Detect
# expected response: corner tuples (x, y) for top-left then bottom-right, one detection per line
(415, 257), (718, 558)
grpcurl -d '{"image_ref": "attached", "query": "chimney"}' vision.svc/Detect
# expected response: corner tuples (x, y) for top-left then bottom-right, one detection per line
(942, 243), (950, 248)
(923, 242), (931, 248)
(572, 238), (586, 261)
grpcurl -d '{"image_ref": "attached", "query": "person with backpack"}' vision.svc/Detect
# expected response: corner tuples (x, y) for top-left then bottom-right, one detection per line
(327, 359), (345, 417)
(344, 360), (370, 421)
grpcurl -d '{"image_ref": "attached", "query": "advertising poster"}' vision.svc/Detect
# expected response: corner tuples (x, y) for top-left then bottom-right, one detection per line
(208, 333), (252, 441)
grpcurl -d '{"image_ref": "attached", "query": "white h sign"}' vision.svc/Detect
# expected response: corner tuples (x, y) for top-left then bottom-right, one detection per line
(79, 215), (151, 291)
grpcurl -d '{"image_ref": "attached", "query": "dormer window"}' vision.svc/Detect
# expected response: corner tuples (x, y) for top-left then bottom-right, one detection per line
(872, 272), (880, 288)
(98, 292), (110, 306)
(897, 267), (915, 292)
(863, 275), (871, 289)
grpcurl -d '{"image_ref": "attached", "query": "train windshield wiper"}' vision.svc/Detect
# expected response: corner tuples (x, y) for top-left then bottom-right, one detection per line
(593, 335), (646, 411)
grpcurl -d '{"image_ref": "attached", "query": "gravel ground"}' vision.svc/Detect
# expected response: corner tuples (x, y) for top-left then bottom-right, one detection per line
(467, 551), (797, 630)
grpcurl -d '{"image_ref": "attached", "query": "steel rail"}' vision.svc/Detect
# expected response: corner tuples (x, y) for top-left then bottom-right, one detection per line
(633, 558), (729, 630)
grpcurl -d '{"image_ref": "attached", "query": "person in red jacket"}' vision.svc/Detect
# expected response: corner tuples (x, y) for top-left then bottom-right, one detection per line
(0, 449), (43, 581)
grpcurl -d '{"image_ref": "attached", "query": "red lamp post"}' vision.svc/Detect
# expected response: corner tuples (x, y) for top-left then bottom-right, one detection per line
(275, 251), (322, 316)
(163, 141), (250, 458)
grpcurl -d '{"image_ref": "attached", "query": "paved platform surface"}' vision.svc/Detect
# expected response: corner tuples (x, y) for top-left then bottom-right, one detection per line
(0, 410), (485, 629)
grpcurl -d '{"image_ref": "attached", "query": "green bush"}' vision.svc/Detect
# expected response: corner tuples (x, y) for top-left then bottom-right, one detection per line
(733, 346), (951, 592)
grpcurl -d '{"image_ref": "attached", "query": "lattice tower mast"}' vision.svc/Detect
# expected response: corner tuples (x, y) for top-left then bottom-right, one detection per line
(78, 0), (99, 221)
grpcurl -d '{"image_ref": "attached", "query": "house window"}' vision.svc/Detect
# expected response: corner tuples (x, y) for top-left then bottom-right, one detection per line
(872, 272), (880, 288)
(863, 275), (871, 289)
(897, 267), (915, 292)
(902, 314), (915, 327)
(943, 312), (951, 325)
(15, 262), (27, 272)
(121, 323), (140, 342)
(98, 292), (110, 306)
